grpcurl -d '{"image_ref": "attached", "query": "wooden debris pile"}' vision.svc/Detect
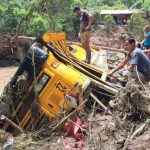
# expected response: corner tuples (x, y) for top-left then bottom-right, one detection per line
(110, 82), (150, 118)
(0, 82), (150, 149)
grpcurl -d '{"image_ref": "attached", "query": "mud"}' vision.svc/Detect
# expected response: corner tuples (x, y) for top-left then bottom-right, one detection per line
(0, 66), (18, 95)
(91, 26), (129, 49)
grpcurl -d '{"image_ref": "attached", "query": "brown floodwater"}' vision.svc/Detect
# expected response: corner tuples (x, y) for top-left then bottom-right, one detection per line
(0, 66), (18, 95)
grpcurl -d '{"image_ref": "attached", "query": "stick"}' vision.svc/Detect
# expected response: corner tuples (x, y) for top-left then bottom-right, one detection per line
(68, 119), (86, 132)
(123, 125), (136, 150)
(89, 101), (96, 139)
(53, 99), (88, 132)
(0, 115), (22, 133)
(89, 101), (96, 121)
(58, 82), (79, 118)
(91, 45), (126, 54)
(130, 123), (146, 140)
(98, 132), (103, 150)
(123, 123), (147, 149)
(89, 116), (112, 122)
(90, 93), (112, 115)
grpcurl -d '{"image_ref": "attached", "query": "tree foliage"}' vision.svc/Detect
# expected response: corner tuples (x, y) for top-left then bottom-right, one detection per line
(103, 15), (115, 32)
(0, 0), (149, 37)
(128, 13), (149, 40)
(0, 0), (80, 36)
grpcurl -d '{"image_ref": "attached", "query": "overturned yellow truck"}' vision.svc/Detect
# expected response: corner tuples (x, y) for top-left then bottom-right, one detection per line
(0, 32), (124, 133)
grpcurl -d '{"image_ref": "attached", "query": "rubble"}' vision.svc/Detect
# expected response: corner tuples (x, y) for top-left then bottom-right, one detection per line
(113, 82), (150, 118)
(0, 32), (150, 150)
(0, 82), (149, 150)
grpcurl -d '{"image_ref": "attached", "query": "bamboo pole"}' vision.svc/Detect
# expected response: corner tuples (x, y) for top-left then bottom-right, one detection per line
(90, 93), (112, 115)
(0, 115), (22, 133)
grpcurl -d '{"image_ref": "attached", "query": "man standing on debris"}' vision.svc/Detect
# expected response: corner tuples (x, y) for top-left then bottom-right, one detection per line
(108, 37), (150, 82)
(73, 6), (93, 64)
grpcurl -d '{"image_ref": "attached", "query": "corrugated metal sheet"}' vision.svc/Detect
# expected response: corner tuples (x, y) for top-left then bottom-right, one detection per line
(100, 9), (143, 15)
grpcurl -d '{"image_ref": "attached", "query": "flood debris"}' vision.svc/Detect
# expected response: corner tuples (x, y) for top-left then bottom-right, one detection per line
(0, 82), (149, 149)
(0, 33), (150, 149)
(3, 133), (14, 150)
(0, 115), (22, 133)
(0, 85), (149, 149)
(112, 82), (150, 119)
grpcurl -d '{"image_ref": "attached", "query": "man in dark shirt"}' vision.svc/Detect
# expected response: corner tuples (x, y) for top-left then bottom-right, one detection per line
(73, 6), (93, 64)
(108, 37), (150, 82)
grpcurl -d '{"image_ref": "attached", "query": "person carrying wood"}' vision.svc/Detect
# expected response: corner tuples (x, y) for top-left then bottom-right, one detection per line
(73, 6), (93, 64)
(108, 37), (150, 82)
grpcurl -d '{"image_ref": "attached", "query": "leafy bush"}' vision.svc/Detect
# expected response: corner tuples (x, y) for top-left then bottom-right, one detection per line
(0, 0), (149, 38)
(103, 15), (115, 32)
(25, 16), (49, 36)
(128, 13), (150, 40)
(0, 1), (26, 33)
(92, 12), (100, 30)
(118, 33), (126, 42)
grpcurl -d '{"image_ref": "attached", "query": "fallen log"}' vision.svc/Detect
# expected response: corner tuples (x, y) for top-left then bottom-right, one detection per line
(95, 45), (126, 54)
(0, 115), (22, 133)
(67, 42), (127, 54)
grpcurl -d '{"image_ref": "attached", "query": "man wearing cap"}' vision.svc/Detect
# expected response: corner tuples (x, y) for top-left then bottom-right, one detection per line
(73, 7), (93, 64)
(108, 37), (150, 82)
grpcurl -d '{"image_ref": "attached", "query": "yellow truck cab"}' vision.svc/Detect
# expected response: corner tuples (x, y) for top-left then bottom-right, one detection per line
(4, 45), (91, 132)
(36, 49), (90, 119)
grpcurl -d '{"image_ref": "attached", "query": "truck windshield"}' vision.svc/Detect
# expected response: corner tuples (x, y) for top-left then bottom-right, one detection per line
(35, 74), (50, 94)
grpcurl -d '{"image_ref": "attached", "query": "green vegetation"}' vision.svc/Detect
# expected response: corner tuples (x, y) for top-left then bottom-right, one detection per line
(103, 15), (115, 32)
(0, 0), (149, 38)
(128, 13), (149, 40)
